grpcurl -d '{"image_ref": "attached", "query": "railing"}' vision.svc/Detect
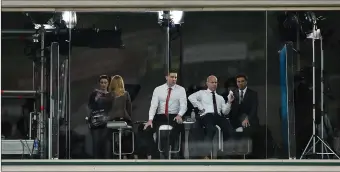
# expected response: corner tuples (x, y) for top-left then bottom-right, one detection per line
(2, 160), (340, 171)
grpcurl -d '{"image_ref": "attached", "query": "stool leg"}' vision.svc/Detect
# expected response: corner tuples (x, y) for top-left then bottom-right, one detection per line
(158, 131), (161, 152)
(119, 129), (122, 160)
(131, 132), (135, 154)
(112, 132), (115, 157)
(184, 130), (189, 159)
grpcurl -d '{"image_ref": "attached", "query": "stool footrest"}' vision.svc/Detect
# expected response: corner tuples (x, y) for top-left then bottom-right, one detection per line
(112, 128), (135, 158)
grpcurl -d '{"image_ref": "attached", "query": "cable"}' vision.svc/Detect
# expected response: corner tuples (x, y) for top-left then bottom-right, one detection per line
(20, 139), (25, 159)
(19, 139), (34, 159)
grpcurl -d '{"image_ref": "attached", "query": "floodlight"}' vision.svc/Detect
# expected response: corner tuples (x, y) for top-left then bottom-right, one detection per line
(158, 11), (184, 25)
(62, 11), (77, 29)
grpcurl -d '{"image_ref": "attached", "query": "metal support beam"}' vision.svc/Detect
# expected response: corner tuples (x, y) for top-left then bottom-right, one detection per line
(2, 29), (67, 34)
(1, 90), (38, 94)
(2, 30), (37, 34)
(164, 11), (171, 74)
(39, 27), (46, 159)
(1, 95), (36, 99)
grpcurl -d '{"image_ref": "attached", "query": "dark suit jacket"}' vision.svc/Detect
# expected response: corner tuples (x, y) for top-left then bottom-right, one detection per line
(225, 88), (259, 128)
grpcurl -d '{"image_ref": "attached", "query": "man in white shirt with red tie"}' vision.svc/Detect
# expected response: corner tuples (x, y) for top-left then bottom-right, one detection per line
(143, 70), (187, 159)
(188, 75), (234, 159)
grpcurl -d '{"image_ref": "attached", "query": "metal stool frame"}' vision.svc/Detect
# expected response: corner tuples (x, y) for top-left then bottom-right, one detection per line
(157, 125), (181, 159)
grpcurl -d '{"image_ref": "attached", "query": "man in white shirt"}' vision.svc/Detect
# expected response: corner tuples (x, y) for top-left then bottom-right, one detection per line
(188, 75), (234, 158)
(143, 70), (187, 159)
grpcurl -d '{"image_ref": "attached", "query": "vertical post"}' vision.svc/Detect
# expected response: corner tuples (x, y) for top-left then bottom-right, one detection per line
(178, 26), (183, 85)
(296, 13), (301, 71)
(49, 42), (60, 159)
(67, 28), (72, 159)
(48, 41), (53, 159)
(163, 11), (171, 158)
(164, 11), (171, 74)
(39, 27), (46, 159)
(320, 37), (324, 158)
(312, 26), (316, 153)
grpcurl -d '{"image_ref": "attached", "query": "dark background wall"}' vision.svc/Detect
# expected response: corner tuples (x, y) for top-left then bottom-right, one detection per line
(2, 11), (340, 158)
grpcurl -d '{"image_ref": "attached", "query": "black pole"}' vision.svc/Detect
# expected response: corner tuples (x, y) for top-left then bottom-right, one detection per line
(178, 26), (183, 85)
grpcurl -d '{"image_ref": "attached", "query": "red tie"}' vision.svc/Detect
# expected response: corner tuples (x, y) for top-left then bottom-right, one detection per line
(165, 88), (172, 116)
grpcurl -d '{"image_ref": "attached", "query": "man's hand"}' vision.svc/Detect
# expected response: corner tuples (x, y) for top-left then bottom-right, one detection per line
(228, 94), (235, 103)
(242, 117), (250, 128)
(174, 115), (183, 124)
(144, 120), (153, 130)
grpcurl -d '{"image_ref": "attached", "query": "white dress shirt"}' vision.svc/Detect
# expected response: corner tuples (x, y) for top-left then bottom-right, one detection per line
(148, 84), (187, 120)
(188, 89), (231, 116)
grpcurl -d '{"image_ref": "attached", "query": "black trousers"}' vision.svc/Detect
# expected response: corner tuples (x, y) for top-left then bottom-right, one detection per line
(200, 113), (232, 156)
(140, 114), (183, 158)
(91, 127), (111, 159)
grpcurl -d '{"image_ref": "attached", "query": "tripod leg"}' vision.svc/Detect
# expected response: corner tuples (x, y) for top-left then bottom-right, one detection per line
(323, 144), (330, 159)
(316, 135), (340, 159)
(300, 135), (314, 159)
(304, 139), (320, 155)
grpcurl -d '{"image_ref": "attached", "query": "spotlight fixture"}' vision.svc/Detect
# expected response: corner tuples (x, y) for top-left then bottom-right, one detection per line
(306, 29), (322, 40)
(61, 11), (77, 29)
(158, 11), (184, 26)
(278, 11), (326, 42)
(34, 24), (55, 30)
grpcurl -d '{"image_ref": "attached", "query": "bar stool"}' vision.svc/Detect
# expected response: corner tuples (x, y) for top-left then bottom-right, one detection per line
(234, 127), (250, 159)
(107, 121), (134, 159)
(158, 125), (181, 159)
(219, 126), (252, 159)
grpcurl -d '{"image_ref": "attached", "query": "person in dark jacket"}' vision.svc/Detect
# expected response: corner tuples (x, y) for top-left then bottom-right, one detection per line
(88, 75), (113, 159)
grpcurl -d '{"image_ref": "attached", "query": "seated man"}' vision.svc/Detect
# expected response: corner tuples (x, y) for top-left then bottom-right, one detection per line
(141, 70), (187, 159)
(229, 74), (259, 137)
(188, 75), (234, 159)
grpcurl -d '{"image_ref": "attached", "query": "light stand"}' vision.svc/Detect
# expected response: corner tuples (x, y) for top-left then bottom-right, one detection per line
(300, 24), (340, 159)
(158, 10), (184, 159)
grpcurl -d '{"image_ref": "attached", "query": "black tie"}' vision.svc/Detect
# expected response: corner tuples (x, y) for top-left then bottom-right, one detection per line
(239, 90), (244, 104)
(212, 92), (218, 115)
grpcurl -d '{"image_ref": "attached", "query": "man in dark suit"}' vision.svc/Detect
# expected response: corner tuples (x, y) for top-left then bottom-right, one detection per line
(229, 74), (259, 136)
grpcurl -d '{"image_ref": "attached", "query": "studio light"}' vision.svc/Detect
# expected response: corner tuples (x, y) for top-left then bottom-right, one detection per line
(34, 24), (55, 30)
(61, 11), (77, 29)
(158, 11), (184, 26)
(306, 29), (322, 40)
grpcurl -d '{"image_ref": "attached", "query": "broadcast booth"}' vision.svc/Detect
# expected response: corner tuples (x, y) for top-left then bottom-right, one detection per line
(2, 0), (340, 171)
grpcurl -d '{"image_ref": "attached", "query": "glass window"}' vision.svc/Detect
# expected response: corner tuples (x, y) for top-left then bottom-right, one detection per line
(3, 10), (340, 161)
(180, 12), (268, 159)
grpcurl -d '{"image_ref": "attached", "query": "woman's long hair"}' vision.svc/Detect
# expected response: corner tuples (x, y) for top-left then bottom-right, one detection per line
(109, 75), (125, 97)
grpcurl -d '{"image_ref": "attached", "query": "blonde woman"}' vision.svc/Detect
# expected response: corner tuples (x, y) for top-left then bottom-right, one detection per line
(109, 75), (132, 122)
(108, 75), (135, 159)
